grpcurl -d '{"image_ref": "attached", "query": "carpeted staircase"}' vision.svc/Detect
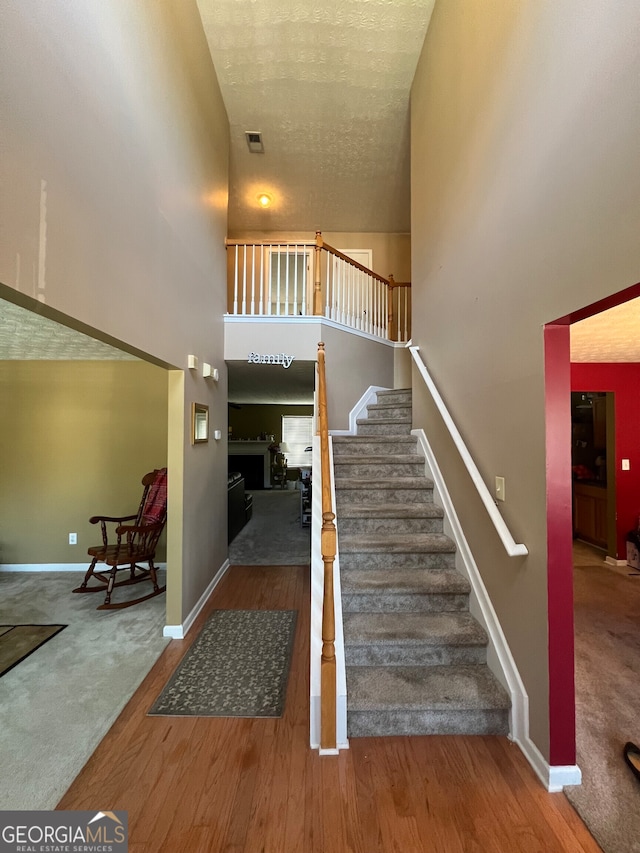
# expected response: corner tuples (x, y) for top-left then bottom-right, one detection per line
(333, 388), (510, 737)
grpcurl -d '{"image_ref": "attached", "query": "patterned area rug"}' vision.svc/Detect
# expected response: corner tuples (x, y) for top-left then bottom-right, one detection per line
(0, 624), (66, 677)
(149, 609), (297, 717)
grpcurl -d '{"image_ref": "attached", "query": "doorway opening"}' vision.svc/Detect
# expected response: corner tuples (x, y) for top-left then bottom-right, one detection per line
(545, 279), (640, 767)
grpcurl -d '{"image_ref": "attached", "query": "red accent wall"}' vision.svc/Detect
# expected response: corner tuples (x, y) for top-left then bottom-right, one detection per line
(571, 363), (640, 558)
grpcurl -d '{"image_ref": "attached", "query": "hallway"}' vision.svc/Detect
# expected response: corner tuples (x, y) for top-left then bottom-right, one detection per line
(58, 563), (600, 853)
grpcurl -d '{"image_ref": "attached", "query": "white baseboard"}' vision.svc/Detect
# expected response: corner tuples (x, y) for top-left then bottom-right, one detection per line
(605, 556), (638, 577)
(163, 559), (230, 639)
(0, 563), (86, 572)
(518, 735), (582, 791)
(0, 562), (167, 572)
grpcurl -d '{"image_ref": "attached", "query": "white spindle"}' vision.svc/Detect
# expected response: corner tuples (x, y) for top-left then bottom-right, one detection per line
(259, 246), (265, 314)
(241, 244), (247, 314)
(250, 244), (256, 315)
(302, 249), (307, 316)
(233, 245), (239, 314)
(325, 253), (331, 318)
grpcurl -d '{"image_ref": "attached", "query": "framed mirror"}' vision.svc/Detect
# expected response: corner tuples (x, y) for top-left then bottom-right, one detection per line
(192, 403), (209, 444)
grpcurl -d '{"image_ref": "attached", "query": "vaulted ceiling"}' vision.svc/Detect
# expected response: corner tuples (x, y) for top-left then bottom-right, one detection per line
(196, 0), (435, 234)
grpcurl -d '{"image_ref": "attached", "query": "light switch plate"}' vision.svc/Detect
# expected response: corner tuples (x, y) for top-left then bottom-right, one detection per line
(622, 459), (630, 470)
(495, 476), (506, 502)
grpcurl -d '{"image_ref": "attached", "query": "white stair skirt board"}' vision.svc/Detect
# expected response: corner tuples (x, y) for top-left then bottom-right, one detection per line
(330, 386), (388, 436)
(163, 559), (230, 640)
(0, 562), (167, 572)
(309, 434), (349, 752)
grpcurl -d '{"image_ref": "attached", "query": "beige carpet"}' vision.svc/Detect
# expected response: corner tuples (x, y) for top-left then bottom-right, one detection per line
(565, 542), (640, 853)
(0, 570), (168, 809)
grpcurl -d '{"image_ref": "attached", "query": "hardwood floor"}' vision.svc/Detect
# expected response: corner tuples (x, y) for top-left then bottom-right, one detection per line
(59, 564), (601, 853)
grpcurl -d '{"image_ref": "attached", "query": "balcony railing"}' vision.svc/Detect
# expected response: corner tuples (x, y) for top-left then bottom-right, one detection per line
(225, 232), (411, 342)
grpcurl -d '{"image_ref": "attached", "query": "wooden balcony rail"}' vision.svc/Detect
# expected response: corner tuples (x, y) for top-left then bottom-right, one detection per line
(225, 233), (411, 342)
(317, 341), (337, 750)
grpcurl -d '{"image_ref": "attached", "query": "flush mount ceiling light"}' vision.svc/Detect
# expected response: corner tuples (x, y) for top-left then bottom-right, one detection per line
(245, 131), (264, 153)
(257, 192), (272, 209)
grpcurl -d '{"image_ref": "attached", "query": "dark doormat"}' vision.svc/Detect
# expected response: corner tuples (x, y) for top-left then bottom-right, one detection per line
(148, 609), (298, 718)
(0, 624), (67, 677)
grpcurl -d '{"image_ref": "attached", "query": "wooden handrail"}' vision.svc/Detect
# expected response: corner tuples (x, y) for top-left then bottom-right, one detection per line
(318, 232), (390, 285)
(317, 341), (337, 749)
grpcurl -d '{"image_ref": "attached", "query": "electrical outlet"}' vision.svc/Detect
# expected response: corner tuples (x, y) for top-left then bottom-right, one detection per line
(495, 476), (506, 502)
(68, 533), (77, 545)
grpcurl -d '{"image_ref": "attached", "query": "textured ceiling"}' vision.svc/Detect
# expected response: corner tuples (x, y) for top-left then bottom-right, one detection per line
(0, 298), (138, 360)
(196, 0), (435, 233)
(570, 297), (640, 363)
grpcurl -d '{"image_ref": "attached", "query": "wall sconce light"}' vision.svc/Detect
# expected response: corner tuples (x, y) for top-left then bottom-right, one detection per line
(257, 192), (272, 209)
(202, 363), (219, 381)
(187, 354), (198, 370)
(213, 429), (222, 440)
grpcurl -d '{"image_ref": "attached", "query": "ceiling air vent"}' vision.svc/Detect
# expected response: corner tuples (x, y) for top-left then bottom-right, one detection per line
(245, 131), (264, 154)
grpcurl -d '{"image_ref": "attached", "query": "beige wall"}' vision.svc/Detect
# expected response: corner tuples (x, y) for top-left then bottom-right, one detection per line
(0, 361), (167, 564)
(0, 1), (230, 624)
(411, 0), (640, 758)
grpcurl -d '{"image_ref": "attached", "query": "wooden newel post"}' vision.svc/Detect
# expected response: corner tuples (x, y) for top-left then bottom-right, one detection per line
(314, 231), (323, 316)
(387, 274), (398, 341)
(320, 510), (337, 750)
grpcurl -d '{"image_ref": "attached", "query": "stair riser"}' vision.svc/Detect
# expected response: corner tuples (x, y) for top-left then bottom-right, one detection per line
(332, 441), (418, 457)
(340, 552), (456, 570)
(334, 462), (425, 479)
(338, 516), (443, 534)
(336, 487), (433, 505)
(375, 391), (412, 405)
(342, 593), (469, 613)
(356, 421), (412, 436)
(347, 709), (509, 738)
(345, 644), (486, 667)
(366, 406), (412, 420)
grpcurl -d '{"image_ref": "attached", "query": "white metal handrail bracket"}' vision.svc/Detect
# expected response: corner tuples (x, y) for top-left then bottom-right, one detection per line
(409, 346), (527, 558)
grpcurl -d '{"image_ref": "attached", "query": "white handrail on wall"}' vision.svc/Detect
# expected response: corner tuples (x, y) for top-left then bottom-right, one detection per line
(409, 345), (528, 558)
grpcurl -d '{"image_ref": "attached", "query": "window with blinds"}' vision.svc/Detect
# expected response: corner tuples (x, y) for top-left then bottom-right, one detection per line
(282, 415), (313, 467)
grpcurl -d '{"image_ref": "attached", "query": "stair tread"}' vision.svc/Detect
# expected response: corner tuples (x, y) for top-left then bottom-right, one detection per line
(346, 665), (510, 711)
(334, 455), (421, 465)
(332, 435), (417, 443)
(335, 477), (434, 489)
(339, 533), (455, 553)
(343, 611), (486, 645)
(356, 416), (411, 424)
(341, 567), (470, 595)
(367, 402), (412, 410)
(338, 503), (444, 519)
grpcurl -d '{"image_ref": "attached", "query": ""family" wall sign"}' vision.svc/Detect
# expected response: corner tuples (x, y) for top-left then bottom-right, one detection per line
(247, 351), (295, 369)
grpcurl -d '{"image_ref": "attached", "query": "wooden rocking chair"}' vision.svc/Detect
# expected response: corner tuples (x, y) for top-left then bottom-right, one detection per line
(72, 468), (168, 610)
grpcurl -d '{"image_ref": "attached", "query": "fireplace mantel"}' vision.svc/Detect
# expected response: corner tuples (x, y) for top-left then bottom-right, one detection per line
(228, 441), (272, 488)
